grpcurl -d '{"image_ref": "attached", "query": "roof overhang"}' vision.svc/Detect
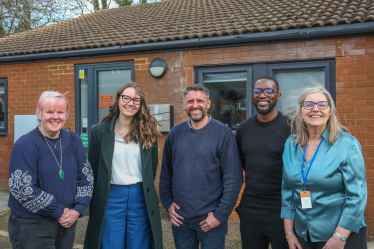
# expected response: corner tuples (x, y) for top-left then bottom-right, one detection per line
(0, 22), (373, 65)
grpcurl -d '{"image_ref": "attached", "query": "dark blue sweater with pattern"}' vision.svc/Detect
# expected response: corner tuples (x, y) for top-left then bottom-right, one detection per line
(8, 128), (93, 219)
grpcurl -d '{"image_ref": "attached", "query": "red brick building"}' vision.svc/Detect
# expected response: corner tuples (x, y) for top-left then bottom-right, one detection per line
(1, 0), (374, 239)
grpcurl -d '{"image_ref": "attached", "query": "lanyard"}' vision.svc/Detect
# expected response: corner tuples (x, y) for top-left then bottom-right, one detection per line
(301, 139), (323, 191)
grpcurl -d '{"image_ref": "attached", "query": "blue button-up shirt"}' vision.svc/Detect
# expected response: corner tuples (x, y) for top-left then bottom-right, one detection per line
(281, 128), (367, 242)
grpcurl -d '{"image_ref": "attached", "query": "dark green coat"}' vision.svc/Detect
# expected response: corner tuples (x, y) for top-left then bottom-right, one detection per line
(84, 114), (163, 249)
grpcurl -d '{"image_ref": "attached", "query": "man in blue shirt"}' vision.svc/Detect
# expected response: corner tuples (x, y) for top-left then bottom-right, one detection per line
(159, 84), (243, 249)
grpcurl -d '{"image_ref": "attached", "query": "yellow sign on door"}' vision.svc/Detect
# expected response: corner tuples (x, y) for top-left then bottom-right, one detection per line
(79, 69), (85, 79)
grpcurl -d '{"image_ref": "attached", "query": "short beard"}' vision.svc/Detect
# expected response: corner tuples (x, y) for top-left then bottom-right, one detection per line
(254, 99), (277, 116)
(186, 108), (207, 122)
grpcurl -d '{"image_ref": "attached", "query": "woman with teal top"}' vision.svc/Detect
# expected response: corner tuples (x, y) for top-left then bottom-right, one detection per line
(281, 84), (367, 249)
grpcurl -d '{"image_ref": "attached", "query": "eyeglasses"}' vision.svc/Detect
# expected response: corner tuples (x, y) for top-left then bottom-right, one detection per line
(252, 89), (279, 97)
(120, 95), (142, 105)
(302, 101), (330, 110)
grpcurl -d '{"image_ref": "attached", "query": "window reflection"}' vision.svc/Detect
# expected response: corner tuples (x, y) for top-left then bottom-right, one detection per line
(202, 72), (247, 131)
(273, 68), (325, 114)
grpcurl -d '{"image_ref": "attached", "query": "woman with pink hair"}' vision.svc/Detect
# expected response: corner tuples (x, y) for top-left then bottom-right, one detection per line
(8, 91), (93, 248)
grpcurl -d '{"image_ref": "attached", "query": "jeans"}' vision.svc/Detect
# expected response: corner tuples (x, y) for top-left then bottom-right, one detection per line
(172, 217), (228, 249)
(101, 183), (150, 249)
(8, 212), (76, 249)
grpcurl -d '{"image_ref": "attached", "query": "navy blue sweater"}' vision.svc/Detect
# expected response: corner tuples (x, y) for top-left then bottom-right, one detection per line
(159, 118), (243, 223)
(8, 128), (93, 219)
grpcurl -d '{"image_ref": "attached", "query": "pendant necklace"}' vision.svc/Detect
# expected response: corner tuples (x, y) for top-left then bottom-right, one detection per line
(43, 134), (65, 180)
(309, 139), (321, 151)
(46, 138), (60, 148)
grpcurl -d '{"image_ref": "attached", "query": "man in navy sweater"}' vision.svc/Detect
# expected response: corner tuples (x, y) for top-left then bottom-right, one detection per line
(160, 84), (243, 249)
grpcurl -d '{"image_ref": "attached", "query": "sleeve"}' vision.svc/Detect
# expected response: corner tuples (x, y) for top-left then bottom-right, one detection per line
(159, 134), (174, 210)
(235, 124), (246, 171)
(8, 137), (64, 219)
(151, 137), (159, 181)
(338, 139), (367, 232)
(213, 132), (244, 223)
(72, 133), (94, 215)
(281, 158), (295, 219)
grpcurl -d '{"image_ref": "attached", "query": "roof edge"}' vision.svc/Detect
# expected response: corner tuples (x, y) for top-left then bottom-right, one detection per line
(1, 23), (373, 65)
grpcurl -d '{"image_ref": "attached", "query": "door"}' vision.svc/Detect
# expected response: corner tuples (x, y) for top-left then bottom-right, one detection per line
(75, 61), (134, 150)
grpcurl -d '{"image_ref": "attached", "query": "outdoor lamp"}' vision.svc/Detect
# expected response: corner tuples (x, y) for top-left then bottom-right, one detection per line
(149, 58), (167, 78)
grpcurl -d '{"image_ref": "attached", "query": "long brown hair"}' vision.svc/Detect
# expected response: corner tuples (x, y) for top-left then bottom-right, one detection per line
(100, 81), (161, 149)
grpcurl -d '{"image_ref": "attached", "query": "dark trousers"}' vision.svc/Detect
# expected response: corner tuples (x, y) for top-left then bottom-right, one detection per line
(8, 212), (76, 249)
(172, 218), (228, 249)
(236, 206), (288, 249)
(295, 227), (367, 249)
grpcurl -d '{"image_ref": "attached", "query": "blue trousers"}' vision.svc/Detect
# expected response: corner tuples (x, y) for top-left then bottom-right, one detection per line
(172, 217), (228, 249)
(101, 183), (150, 249)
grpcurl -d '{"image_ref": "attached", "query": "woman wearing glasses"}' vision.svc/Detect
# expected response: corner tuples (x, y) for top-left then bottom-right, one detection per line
(84, 82), (163, 249)
(281, 84), (367, 249)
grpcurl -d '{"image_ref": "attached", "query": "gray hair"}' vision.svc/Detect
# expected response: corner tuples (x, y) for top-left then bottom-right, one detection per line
(183, 84), (210, 100)
(290, 83), (349, 145)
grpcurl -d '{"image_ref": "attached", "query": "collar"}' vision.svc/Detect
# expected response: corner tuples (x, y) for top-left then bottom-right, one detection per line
(321, 126), (330, 145)
(109, 112), (120, 133)
(187, 115), (212, 130)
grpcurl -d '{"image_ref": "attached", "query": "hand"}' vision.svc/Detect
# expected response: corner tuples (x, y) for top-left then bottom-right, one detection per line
(59, 208), (70, 221)
(168, 202), (184, 227)
(199, 212), (221, 232)
(286, 233), (303, 249)
(322, 235), (346, 249)
(58, 209), (80, 228)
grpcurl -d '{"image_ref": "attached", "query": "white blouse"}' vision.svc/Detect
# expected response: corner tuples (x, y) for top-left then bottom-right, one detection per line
(111, 132), (142, 185)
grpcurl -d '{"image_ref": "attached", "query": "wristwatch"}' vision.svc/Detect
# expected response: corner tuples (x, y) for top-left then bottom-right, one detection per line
(334, 231), (348, 241)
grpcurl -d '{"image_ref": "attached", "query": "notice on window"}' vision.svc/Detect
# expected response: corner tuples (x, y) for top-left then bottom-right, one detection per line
(79, 70), (85, 79)
(82, 118), (87, 128)
(81, 134), (88, 147)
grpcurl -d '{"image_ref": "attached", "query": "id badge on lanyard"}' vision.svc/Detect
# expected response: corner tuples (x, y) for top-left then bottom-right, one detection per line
(300, 140), (323, 209)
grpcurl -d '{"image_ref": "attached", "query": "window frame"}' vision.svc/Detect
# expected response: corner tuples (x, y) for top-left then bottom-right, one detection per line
(194, 65), (253, 117)
(0, 78), (8, 135)
(195, 59), (336, 123)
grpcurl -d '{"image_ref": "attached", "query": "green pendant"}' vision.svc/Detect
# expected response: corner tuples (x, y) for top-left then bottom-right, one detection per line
(59, 170), (65, 180)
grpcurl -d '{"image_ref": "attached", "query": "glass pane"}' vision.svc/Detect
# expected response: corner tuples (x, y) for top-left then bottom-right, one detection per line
(273, 68), (325, 114)
(0, 84), (4, 128)
(79, 69), (88, 147)
(97, 69), (131, 123)
(202, 72), (247, 131)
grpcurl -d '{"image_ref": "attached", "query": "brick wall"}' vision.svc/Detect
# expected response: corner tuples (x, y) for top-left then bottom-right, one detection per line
(0, 35), (373, 238)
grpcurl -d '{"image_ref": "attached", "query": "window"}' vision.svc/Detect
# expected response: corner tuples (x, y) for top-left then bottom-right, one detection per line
(195, 60), (335, 131)
(195, 66), (251, 132)
(0, 78), (7, 135)
(75, 62), (134, 148)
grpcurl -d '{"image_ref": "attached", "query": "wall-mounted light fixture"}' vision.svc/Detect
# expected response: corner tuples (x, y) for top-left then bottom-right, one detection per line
(149, 58), (167, 79)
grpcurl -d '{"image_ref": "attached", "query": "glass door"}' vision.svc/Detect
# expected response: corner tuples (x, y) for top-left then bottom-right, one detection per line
(75, 62), (134, 149)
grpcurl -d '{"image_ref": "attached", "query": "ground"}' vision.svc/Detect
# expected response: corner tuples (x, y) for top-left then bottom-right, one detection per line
(0, 210), (242, 248)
